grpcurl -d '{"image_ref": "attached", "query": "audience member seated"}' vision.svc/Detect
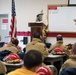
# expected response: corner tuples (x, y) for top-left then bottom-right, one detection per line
(0, 38), (21, 53)
(0, 61), (7, 75)
(26, 32), (49, 60)
(59, 68), (76, 75)
(40, 35), (51, 49)
(7, 50), (43, 75)
(49, 34), (71, 56)
(60, 43), (76, 72)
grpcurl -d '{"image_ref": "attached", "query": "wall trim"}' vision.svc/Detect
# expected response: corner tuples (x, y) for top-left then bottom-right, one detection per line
(9, 31), (76, 38)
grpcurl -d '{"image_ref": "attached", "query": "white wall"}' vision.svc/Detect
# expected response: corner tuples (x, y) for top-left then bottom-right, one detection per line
(0, 0), (68, 31)
(1, 0), (76, 49)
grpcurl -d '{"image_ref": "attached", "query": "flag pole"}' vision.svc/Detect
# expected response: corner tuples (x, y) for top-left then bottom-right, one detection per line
(10, 0), (17, 41)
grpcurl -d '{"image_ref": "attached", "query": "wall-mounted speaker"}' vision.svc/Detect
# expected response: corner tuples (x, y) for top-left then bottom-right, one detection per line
(23, 37), (28, 44)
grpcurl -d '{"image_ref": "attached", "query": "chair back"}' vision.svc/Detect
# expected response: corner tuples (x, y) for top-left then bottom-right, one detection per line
(47, 65), (58, 75)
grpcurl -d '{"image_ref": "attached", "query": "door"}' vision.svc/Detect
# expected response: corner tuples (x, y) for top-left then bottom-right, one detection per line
(0, 14), (9, 42)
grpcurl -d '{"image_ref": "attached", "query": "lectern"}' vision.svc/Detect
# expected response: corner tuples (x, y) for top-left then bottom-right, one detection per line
(28, 22), (45, 41)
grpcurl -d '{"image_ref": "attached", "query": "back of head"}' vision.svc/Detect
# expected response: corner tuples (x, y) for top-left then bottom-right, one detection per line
(0, 61), (7, 75)
(56, 34), (63, 42)
(23, 50), (43, 69)
(33, 32), (40, 39)
(11, 39), (19, 46)
(72, 43), (76, 54)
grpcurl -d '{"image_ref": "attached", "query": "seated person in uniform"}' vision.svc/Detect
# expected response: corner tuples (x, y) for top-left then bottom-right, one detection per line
(26, 32), (49, 60)
(0, 38), (21, 53)
(49, 34), (71, 56)
(60, 43), (76, 71)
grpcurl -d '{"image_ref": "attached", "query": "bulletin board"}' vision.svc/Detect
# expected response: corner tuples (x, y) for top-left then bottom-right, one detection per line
(48, 5), (76, 32)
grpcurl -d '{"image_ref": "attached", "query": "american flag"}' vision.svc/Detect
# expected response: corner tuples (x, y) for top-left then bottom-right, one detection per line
(10, 0), (17, 40)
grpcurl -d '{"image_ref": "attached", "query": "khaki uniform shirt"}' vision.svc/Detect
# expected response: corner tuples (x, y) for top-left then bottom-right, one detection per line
(49, 41), (71, 55)
(26, 38), (49, 60)
(60, 55), (76, 71)
(0, 42), (19, 53)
